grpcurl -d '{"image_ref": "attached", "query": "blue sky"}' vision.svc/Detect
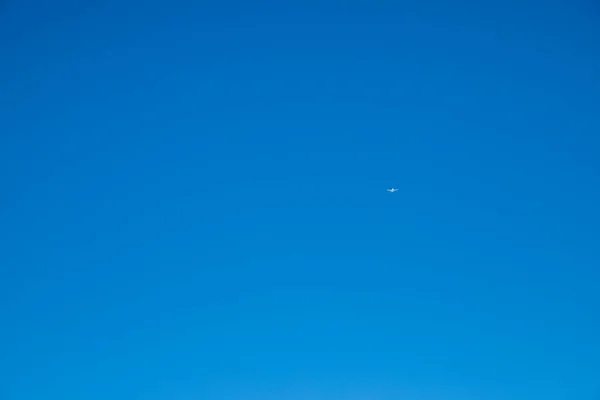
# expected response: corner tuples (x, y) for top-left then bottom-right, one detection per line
(1, 1), (599, 399)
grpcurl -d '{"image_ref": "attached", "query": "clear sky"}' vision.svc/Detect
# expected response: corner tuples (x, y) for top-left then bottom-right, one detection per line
(1, 1), (599, 399)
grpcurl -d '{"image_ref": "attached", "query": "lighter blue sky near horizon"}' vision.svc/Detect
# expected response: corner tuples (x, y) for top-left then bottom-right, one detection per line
(1, 1), (599, 399)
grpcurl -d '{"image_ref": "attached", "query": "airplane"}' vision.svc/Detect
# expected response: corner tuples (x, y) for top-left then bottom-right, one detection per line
(386, 188), (398, 193)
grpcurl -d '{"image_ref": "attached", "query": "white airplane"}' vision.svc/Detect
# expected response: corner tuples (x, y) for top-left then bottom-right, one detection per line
(386, 188), (398, 193)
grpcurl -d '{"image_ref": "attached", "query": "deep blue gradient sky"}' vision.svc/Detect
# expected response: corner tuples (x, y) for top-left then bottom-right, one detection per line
(1, 1), (599, 399)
